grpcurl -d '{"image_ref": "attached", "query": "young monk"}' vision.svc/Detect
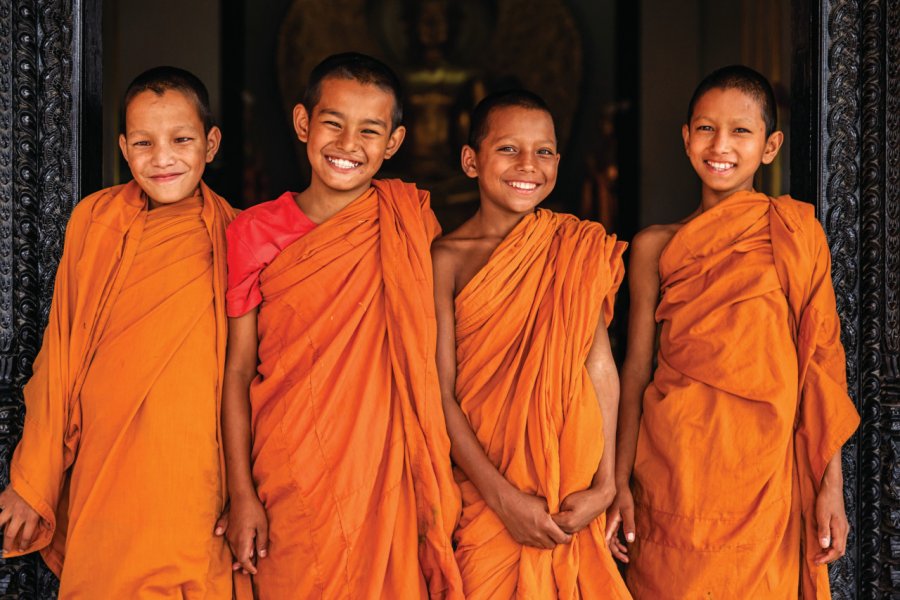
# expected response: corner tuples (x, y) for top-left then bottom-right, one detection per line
(221, 52), (463, 598)
(605, 65), (861, 598)
(432, 90), (631, 599)
(0, 67), (234, 598)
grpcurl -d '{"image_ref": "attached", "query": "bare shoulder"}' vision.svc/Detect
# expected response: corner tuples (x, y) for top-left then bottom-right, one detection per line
(630, 224), (680, 269)
(432, 222), (500, 296)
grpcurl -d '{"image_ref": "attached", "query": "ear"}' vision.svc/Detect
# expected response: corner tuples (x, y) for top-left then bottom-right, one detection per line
(681, 124), (690, 155)
(460, 145), (478, 179)
(118, 134), (129, 163)
(205, 126), (222, 163)
(761, 130), (784, 165)
(293, 104), (311, 142)
(383, 125), (406, 159)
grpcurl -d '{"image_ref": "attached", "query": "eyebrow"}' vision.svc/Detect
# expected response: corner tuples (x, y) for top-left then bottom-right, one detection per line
(319, 109), (388, 128)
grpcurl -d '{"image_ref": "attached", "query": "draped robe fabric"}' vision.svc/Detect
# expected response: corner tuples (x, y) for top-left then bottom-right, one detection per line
(627, 191), (860, 599)
(7, 181), (235, 598)
(453, 209), (631, 599)
(245, 180), (463, 599)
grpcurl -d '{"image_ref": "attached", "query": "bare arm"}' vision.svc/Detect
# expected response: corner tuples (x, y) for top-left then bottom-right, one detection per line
(222, 309), (268, 573)
(605, 229), (666, 558)
(432, 244), (571, 549)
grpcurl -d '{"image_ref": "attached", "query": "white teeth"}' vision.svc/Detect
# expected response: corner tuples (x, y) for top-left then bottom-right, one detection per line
(707, 161), (735, 171)
(508, 181), (537, 190)
(327, 157), (360, 169)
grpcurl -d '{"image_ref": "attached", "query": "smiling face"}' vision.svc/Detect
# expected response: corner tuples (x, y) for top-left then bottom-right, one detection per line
(119, 89), (220, 208)
(682, 87), (783, 204)
(461, 105), (559, 215)
(294, 77), (405, 202)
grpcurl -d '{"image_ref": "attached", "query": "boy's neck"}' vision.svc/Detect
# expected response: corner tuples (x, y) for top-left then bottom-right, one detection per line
(294, 181), (372, 225)
(470, 202), (534, 239)
(699, 184), (755, 213)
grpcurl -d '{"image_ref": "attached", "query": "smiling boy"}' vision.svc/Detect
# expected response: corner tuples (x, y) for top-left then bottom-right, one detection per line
(432, 90), (631, 598)
(221, 52), (462, 599)
(605, 65), (860, 598)
(0, 66), (235, 598)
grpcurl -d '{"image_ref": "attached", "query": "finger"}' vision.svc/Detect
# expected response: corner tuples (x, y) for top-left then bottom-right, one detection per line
(3, 518), (22, 553)
(238, 536), (258, 575)
(609, 538), (630, 563)
(256, 520), (269, 558)
(17, 517), (38, 551)
(622, 506), (636, 543)
(552, 511), (575, 534)
(813, 547), (841, 565)
(605, 513), (621, 544)
(214, 513), (228, 536)
(546, 522), (573, 545)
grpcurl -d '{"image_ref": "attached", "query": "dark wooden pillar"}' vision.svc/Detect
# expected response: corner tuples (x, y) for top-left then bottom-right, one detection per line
(792, 0), (900, 597)
(0, 1), (101, 597)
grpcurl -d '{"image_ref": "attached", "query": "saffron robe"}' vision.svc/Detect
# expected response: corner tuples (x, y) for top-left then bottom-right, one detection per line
(7, 181), (235, 598)
(453, 209), (631, 599)
(627, 191), (860, 599)
(245, 180), (463, 599)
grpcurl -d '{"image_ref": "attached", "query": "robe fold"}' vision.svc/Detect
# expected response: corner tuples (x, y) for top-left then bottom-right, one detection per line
(453, 209), (630, 599)
(246, 179), (463, 599)
(7, 181), (235, 598)
(627, 191), (860, 599)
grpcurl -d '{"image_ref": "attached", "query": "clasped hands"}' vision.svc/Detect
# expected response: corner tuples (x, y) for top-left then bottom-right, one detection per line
(494, 481), (615, 550)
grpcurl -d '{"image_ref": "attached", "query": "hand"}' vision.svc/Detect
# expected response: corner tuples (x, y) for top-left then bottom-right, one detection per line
(552, 482), (615, 535)
(225, 493), (269, 575)
(494, 487), (572, 549)
(604, 486), (636, 563)
(813, 478), (848, 565)
(0, 487), (44, 554)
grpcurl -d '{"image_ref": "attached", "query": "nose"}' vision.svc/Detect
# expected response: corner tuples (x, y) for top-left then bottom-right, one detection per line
(516, 152), (537, 172)
(151, 142), (176, 166)
(711, 130), (731, 154)
(335, 128), (360, 152)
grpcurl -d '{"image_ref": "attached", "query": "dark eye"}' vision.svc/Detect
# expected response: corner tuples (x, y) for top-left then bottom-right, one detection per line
(498, 145), (516, 153)
(361, 128), (382, 136)
(537, 148), (555, 156)
(734, 127), (751, 134)
(697, 125), (714, 132)
(132, 140), (151, 147)
(324, 120), (341, 128)
(175, 137), (193, 143)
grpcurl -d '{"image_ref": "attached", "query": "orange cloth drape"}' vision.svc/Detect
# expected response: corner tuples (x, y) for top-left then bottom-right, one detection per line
(8, 181), (235, 598)
(246, 180), (463, 599)
(453, 210), (630, 599)
(627, 191), (860, 599)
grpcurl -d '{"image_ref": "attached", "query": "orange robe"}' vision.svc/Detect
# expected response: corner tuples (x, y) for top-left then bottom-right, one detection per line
(453, 209), (631, 599)
(627, 191), (860, 599)
(246, 180), (463, 599)
(7, 181), (234, 598)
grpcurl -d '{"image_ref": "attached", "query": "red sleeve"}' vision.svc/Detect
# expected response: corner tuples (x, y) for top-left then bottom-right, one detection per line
(226, 218), (265, 317)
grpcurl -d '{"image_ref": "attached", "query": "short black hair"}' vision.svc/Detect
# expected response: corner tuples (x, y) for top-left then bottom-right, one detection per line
(302, 52), (403, 131)
(686, 64), (778, 137)
(467, 89), (554, 150)
(122, 66), (214, 133)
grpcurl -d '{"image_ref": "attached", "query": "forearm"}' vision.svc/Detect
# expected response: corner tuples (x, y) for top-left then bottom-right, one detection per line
(822, 448), (844, 487)
(614, 363), (649, 487)
(589, 365), (619, 488)
(222, 369), (258, 500)
(443, 396), (516, 510)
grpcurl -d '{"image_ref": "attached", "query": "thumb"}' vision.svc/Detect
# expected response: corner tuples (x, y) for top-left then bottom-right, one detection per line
(214, 512), (229, 536)
(622, 505), (636, 543)
(817, 510), (832, 549)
